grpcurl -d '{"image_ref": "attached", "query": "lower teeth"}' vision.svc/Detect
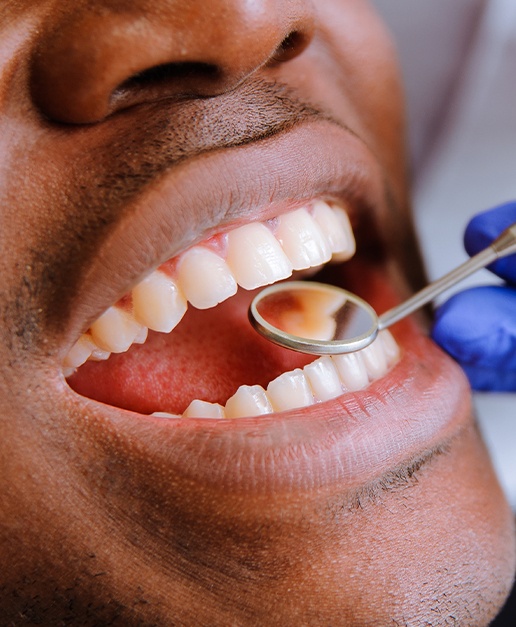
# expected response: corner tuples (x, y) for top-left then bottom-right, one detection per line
(152, 330), (399, 420)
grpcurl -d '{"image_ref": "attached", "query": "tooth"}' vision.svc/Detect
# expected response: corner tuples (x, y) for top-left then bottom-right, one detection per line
(303, 357), (343, 402)
(133, 326), (148, 344)
(379, 330), (400, 365)
(182, 399), (226, 419)
(151, 411), (180, 419)
(63, 335), (95, 369)
(332, 352), (369, 391)
(225, 385), (273, 418)
(361, 338), (388, 380)
(90, 306), (146, 353)
(176, 246), (237, 309)
(132, 271), (187, 333)
(273, 208), (332, 270)
(312, 201), (356, 261)
(226, 222), (292, 290)
(90, 346), (111, 361)
(267, 368), (314, 412)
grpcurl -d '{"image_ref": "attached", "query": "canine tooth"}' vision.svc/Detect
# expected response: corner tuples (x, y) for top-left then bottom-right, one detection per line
(132, 271), (187, 333)
(274, 208), (332, 270)
(90, 306), (146, 353)
(182, 399), (226, 419)
(312, 201), (356, 261)
(63, 335), (95, 369)
(225, 385), (273, 418)
(267, 368), (314, 412)
(361, 339), (388, 380)
(176, 246), (237, 309)
(226, 222), (292, 290)
(332, 352), (369, 391)
(303, 357), (343, 402)
(379, 330), (400, 365)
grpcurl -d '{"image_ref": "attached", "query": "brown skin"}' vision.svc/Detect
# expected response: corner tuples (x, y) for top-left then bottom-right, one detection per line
(0, 1), (514, 625)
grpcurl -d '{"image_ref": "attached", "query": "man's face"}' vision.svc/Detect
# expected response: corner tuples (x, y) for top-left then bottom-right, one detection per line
(1, 0), (514, 624)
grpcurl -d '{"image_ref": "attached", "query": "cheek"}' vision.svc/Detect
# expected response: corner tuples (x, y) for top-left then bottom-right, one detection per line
(284, 424), (515, 625)
(317, 0), (408, 191)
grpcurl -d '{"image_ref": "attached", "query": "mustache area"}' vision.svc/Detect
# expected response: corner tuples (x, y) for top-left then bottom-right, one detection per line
(11, 80), (330, 349)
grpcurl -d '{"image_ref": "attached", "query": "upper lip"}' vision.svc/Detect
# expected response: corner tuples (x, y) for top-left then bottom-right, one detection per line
(59, 116), (388, 355)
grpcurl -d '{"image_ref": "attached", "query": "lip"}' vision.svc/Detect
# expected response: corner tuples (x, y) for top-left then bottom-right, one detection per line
(62, 319), (471, 494)
(55, 114), (469, 496)
(60, 117), (387, 353)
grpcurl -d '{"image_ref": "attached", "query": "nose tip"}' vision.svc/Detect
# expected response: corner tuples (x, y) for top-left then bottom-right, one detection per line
(31, 2), (315, 124)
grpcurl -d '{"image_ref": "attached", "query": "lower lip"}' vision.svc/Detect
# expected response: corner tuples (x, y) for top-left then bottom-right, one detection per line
(68, 321), (471, 494)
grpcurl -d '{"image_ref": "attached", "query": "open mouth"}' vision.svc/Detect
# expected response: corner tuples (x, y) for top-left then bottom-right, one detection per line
(65, 198), (400, 418)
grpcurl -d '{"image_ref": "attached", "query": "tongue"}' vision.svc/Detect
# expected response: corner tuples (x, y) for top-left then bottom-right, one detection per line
(68, 288), (313, 415)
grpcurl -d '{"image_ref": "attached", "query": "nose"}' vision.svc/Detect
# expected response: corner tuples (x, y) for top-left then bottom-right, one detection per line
(31, 0), (315, 124)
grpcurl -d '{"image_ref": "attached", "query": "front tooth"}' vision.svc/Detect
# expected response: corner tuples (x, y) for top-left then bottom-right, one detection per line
(267, 368), (314, 412)
(312, 200), (356, 261)
(303, 357), (343, 402)
(225, 385), (273, 418)
(273, 208), (332, 270)
(182, 399), (226, 419)
(226, 222), (292, 290)
(176, 246), (237, 309)
(332, 352), (369, 391)
(132, 271), (187, 332)
(90, 306), (146, 353)
(361, 339), (388, 380)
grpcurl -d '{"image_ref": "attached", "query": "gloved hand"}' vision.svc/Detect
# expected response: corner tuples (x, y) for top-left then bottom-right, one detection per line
(432, 201), (516, 391)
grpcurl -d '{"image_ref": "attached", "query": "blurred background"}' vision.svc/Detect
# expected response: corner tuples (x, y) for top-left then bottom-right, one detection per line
(372, 0), (516, 511)
(371, 1), (516, 621)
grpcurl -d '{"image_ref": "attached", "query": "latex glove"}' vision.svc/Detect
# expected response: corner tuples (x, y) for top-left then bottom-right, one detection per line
(432, 201), (516, 391)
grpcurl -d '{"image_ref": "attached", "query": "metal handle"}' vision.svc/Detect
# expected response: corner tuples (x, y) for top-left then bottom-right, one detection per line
(378, 222), (516, 330)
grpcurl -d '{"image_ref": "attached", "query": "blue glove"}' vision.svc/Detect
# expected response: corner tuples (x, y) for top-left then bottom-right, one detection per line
(432, 201), (516, 391)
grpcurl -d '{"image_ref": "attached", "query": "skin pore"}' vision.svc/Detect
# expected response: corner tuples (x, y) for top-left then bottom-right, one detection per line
(0, 0), (515, 625)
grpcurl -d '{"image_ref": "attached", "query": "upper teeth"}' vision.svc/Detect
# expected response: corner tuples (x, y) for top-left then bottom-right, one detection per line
(63, 198), (400, 418)
(64, 199), (355, 370)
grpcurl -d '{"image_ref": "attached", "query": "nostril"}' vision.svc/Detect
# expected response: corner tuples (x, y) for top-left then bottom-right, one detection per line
(107, 61), (222, 115)
(269, 31), (311, 65)
(117, 61), (220, 92)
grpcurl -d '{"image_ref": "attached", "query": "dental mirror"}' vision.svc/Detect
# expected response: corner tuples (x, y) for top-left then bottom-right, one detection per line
(249, 222), (516, 355)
